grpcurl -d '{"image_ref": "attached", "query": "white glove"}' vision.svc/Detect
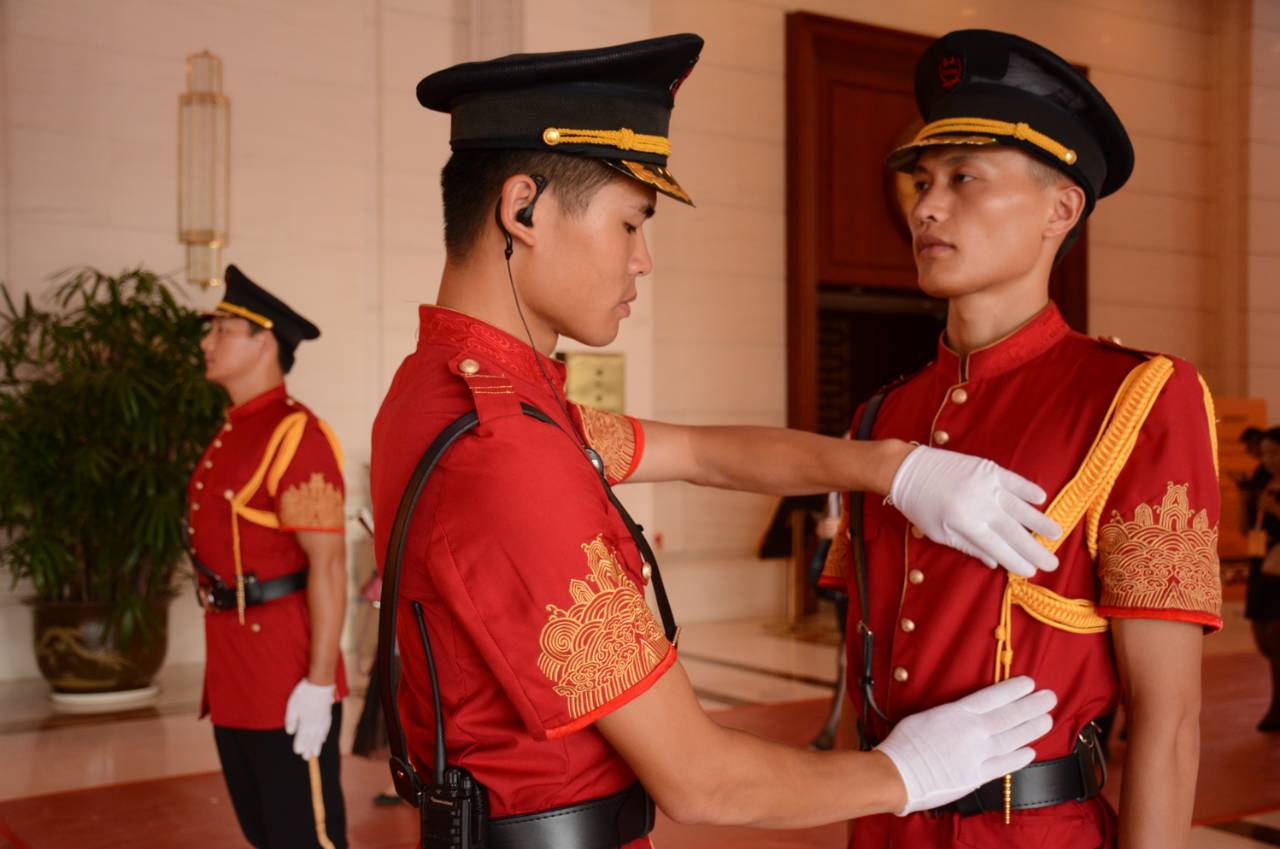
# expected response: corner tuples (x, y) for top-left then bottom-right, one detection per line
(876, 676), (1056, 815)
(889, 445), (1063, 577)
(285, 679), (336, 760)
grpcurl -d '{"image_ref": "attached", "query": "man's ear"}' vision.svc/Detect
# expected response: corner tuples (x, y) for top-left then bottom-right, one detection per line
(497, 174), (545, 251)
(1045, 183), (1086, 241)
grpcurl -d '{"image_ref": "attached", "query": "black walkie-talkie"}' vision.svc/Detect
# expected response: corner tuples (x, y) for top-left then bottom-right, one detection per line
(422, 765), (488, 849)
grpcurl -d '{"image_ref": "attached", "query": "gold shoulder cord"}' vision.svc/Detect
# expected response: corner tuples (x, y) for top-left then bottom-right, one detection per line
(992, 355), (1174, 823)
(227, 412), (308, 623)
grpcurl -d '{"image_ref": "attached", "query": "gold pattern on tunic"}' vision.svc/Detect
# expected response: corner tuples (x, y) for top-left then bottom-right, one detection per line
(1098, 482), (1221, 617)
(278, 473), (344, 529)
(574, 404), (636, 483)
(537, 535), (668, 719)
(821, 509), (851, 582)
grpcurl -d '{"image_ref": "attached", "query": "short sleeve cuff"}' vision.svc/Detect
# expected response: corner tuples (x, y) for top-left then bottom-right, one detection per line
(545, 645), (677, 740)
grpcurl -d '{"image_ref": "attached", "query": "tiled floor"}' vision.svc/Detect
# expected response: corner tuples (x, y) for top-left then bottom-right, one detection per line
(0, 616), (1275, 848)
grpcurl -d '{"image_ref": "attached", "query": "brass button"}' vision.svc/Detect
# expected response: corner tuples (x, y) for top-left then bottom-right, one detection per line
(187, 525), (195, 535)
(458, 358), (480, 375)
(910, 525), (924, 540)
(223, 423), (232, 432)
(223, 489), (234, 500)
(933, 430), (950, 446)
(908, 569), (924, 585)
(641, 564), (653, 581)
(250, 623), (261, 633)
(951, 388), (969, 405)
(204, 460), (213, 469)
(195, 482), (204, 490)
(893, 667), (909, 683)
(213, 439), (222, 448)
(542, 127), (562, 145)
(191, 503), (200, 511)
(285, 398), (295, 406)
(901, 618), (916, 633)
(1108, 336), (1123, 345)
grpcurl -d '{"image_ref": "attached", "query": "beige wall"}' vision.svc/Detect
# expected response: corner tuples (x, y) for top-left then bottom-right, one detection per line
(0, 0), (1276, 681)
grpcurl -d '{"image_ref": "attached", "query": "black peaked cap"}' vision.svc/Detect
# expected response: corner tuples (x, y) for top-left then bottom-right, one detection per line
(888, 30), (1134, 212)
(417, 34), (703, 204)
(212, 265), (320, 350)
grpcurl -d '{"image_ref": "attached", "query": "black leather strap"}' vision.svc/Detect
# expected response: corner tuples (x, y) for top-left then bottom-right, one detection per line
(377, 402), (676, 810)
(938, 722), (1106, 816)
(850, 392), (888, 750)
(486, 781), (654, 849)
(204, 569), (309, 611)
(182, 525), (310, 611)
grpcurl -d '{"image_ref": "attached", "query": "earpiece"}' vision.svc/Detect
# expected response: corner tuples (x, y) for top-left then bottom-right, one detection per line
(495, 174), (549, 260)
(516, 174), (548, 227)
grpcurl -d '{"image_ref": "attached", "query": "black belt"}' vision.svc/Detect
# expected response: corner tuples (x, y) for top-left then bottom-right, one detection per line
(203, 569), (309, 611)
(938, 721), (1106, 817)
(486, 782), (654, 849)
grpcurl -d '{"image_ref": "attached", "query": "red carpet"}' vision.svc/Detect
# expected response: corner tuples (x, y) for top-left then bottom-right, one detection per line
(0, 652), (1274, 849)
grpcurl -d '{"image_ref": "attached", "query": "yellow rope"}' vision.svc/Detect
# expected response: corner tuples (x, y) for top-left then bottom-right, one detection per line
(914, 117), (1078, 165)
(991, 355), (1174, 823)
(228, 412), (307, 623)
(541, 126), (671, 156)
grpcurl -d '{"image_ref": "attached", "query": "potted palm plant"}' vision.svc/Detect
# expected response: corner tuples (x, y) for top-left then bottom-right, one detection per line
(0, 267), (225, 708)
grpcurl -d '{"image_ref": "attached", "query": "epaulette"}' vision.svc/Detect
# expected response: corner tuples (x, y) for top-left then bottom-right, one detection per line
(1093, 334), (1158, 361)
(447, 353), (523, 425)
(868, 359), (934, 402)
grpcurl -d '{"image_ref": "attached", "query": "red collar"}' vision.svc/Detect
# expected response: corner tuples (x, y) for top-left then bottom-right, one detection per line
(419, 306), (567, 389)
(227, 384), (287, 423)
(937, 303), (1070, 383)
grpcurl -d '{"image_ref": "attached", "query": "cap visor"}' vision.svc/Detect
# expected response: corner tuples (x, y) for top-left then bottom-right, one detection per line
(886, 134), (999, 172)
(608, 159), (694, 206)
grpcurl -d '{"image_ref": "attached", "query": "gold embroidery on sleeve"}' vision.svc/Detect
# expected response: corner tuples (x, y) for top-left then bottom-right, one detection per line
(821, 509), (851, 583)
(537, 535), (669, 719)
(575, 404), (636, 483)
(278, 473), (344, 529)
(1098, 482), (1221, 617)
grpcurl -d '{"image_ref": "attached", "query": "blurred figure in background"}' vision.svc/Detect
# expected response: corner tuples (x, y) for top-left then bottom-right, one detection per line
(1247, 428), (1280, 731)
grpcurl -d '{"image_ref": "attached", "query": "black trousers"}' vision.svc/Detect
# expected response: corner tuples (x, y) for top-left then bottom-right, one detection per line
(214, 703), (348, 849)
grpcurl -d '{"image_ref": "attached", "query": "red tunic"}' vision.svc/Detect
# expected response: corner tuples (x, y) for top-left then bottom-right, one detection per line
(370, 306), (669, 844)
(822, 304), (1221, 848)
(188, 384), (349, 729)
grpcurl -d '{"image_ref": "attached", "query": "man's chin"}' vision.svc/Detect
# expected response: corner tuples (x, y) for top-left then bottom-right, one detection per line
(562, 322), (620, 349)
(916, 272), (979, 300)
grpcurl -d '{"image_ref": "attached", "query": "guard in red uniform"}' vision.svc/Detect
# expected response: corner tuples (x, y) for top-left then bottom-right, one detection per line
(822, 30), (1222, 849)
(189, 265), (349, 849)
(370, 35), (1076, 849)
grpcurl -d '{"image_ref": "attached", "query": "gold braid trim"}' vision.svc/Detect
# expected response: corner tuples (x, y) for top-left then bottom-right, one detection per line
(1034, 356), (1175, 558)
(991, 355), (1173, 824)
(228, 412), (307, 623)
(216, 301), (275, 329)
(542, 126), (671, 156)
(915, 117), (1078, 165)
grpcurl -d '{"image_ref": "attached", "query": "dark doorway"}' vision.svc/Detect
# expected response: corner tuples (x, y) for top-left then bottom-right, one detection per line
(817, 288), (946, 436)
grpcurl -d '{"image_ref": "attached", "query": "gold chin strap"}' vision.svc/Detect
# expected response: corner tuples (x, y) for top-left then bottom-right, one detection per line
(542, 126), (671, 157)
(217, 302), (275, 330)
(991, 354), (1174, 824)
(914, 117), (1078, 165)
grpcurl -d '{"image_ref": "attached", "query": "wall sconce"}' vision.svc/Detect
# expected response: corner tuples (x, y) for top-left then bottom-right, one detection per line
(178, 51), (230, 288)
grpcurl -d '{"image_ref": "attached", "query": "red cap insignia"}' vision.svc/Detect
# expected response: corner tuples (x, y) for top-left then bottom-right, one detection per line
(938, 55), (964, 90)
(670, 60), (697, 99)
